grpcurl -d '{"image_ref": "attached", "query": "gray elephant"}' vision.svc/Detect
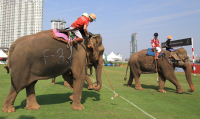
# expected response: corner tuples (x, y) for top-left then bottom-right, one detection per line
(124, 48), (194, 93)
(2, 29), (104, 113)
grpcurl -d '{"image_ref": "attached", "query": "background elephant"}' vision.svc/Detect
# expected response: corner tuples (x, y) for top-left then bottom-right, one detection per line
(2, 29), (104, 113)
(124, 48), (194, 93)
(51, 73), (93, 90)
(87, 64), (93, 76)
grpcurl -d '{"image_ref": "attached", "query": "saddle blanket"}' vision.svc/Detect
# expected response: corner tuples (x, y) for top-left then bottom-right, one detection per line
(52, 29), (76, 41)
(146, 48), (162, 58)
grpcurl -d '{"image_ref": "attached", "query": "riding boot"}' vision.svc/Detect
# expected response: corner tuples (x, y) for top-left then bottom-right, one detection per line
(70, 38), (83, 45)
(74, 38), (83, 42)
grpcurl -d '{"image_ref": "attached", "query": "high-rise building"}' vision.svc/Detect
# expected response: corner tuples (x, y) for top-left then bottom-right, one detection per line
(130, 33), (138, 56)
(51, 19), (66, 29)
(0, 0), (44, 48)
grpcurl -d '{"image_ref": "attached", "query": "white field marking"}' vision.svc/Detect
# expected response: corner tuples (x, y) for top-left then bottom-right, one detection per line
(102, 84), (157, 119)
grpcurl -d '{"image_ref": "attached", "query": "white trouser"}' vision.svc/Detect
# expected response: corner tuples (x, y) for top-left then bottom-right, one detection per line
(69, 27), (83, 38)
(156, 47), (161, 52)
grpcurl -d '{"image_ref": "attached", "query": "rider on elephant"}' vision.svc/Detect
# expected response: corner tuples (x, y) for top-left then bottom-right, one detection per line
(166, 35), (174, 52)
(151, 33), (161, 59)
(69, 13), (96, 43)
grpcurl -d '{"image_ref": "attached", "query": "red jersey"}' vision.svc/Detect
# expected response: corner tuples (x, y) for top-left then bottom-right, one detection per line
(70, 16), (89, 29)
(151, 39), (160, 47)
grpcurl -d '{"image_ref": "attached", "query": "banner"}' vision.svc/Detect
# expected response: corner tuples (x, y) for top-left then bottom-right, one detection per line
(161, 38), (192, 48)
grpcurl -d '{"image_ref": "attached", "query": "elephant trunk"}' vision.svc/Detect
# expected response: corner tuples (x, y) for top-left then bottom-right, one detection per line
(93, 57), (103, 92)
(184, 62), (194, 92)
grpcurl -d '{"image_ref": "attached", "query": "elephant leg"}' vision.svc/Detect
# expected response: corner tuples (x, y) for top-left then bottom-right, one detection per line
(164, 72), (184, 93)
(134, 74), (143, 90)
(64, 81), (71, 87)
(71, 75), (85, 110)
(62, 72), (73, 89)
(2, 83), (18, 113)
(130, 64), (143, 90)
(26, 80), (40, 110)
(51, 78), (56, 85)
(127, 68), (133, 87)
(158, 73), (167, 93)
(85, 75), (93, 90)
(90, 67), (93, 76)
(71, 67), (85, 110)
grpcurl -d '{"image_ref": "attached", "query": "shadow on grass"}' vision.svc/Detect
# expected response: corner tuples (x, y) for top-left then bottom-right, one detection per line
(15, 93), (72, 110)
(123, 83), (192, 94)
(18, 115), (35, 119)
(0, 116), (7, 119)
(15, 90), (100, 110)
(0, 116), (33, 119)
(123, 83), (176, 92)
(55, 81), (64, 85)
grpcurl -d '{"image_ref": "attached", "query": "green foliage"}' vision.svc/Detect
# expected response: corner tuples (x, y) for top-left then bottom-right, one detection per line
(195, 59), (200, 63)
(0, 65), (200, 119)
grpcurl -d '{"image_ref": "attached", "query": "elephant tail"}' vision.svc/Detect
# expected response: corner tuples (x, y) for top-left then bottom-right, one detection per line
(4, 50), (11, 74)
(4, 48), (13, 74)
(124, 60), (130, 81)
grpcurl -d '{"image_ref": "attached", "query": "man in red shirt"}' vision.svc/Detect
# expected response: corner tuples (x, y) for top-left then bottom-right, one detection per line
(70, 13), (96, 43)
(151, 33), (161, 59)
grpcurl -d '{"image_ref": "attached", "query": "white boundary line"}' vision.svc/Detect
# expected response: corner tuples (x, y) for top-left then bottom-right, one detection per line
(102, 84), (156, 119)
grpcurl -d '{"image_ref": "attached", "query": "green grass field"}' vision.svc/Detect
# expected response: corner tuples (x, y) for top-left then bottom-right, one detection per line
(0, 65), (200, 119)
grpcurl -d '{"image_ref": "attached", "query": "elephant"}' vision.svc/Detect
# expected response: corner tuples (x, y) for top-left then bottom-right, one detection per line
(50, 52), (98, 90)
(2, 29), (104, 113)
(87, 64), (93, 76)
(51, 73), (93, 90)
(124, 48), (194, 93)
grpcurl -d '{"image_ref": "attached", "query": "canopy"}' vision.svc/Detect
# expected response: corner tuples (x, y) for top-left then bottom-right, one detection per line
(107, 52), (122, 61)
(107, 58), (115, 62)
(0, 50), (7, 58)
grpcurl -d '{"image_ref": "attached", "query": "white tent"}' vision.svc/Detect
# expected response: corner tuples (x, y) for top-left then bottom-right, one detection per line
(0, 50), (7, 64)
(0, 50), (7, 58)
(107, 52), (122, 61)
(107, 58), (115, 62)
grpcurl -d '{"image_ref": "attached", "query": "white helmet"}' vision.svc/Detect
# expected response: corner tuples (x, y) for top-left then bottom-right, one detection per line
(82, 13), (89, 18)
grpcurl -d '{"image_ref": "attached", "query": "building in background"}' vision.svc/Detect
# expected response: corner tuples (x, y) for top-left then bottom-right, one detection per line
(51, 19), (66, 29)
(130, 33), (138, 56)
(0, 0), (44, 48)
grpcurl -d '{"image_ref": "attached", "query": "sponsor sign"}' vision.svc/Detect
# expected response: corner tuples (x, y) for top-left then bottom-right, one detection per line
(161, 38), (192, 48)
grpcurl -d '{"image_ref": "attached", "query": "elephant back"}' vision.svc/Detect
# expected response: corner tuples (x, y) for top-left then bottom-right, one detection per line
(11, 30), (72, 77)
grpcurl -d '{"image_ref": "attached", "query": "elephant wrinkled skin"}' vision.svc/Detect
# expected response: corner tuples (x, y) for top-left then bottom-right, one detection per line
(124, 48), (194, 93)
(2, 30), (104, 113)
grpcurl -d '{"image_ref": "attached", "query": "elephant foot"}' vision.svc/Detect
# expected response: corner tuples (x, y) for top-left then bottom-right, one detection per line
(64, 81), (70, 87)
(2, 105), (16, 113)
(188, 89), (194, 92)
(135, 86), (144, 90)
(69, 94), (74, 101)
(26, 103), (40, 110)
(51, 82), (55, 85)
(127, 84), (132, 87)
(88, 85), (93, 90)
(158, 89), (166, 93)
(176, 89), (184, 94)
(71, 102), (84, 110)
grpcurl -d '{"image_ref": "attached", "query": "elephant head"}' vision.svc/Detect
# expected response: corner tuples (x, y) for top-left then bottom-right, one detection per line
(170, 48), (194, 92)
(87, 34), (104, 91)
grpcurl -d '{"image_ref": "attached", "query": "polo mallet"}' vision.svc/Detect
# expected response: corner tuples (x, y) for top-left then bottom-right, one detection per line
(153, 48), (159, 83)
(102, 66), (119, 99)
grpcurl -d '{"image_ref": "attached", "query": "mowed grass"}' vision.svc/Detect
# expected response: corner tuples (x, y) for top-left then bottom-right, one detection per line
(0, 65), (200, 119)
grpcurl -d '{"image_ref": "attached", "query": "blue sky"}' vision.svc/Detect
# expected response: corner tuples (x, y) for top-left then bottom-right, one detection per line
(43, 0), (200, 59)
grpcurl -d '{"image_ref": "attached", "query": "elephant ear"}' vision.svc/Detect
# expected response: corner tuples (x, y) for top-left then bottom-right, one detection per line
(88, 34), (104, 60)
